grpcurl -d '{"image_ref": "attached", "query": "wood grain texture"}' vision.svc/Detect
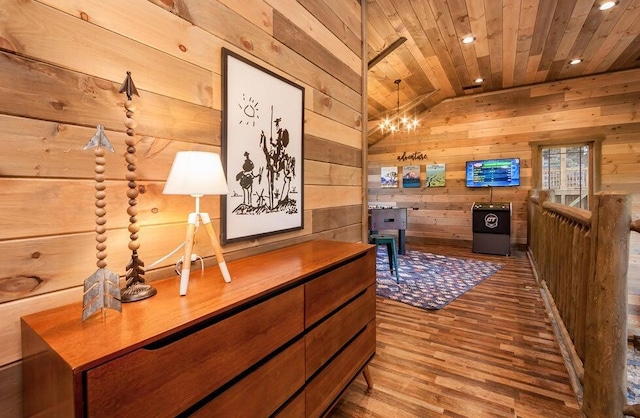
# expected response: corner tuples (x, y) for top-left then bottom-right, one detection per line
(2, 289), (81, 371)
(368, 70), (639, 252)
(304, 135), (362, 167)
(276, 391), (306, 417)
(0, 114), (218, 180)
(305, 111), (362, 149)
(306, 284), (376, 378)
(329, 243), (582, 418)
(35, 0), (224, 86)
(21, 240), (374, 417)
(0, 0), (213, 107)
(312, 89), (363, 131)
(312, 205), (363, 234)
(217, 0), (274, 36)
(366, 0), (640, 144)
(86, 287), (304, 417)
(305, 248), (375, 327)
(583, 193), (631, 417)
(21, 241), (371, 372)
(0, 0), (365, 382)
(0, 224), (217, 304)
(172, 0), (362, 112)
(192, 339), (306, 417)
(0, 52), (218, 143)
(305, 160), (362, 186)
(269, 0), (361, 75)
(307, 321), (376, 417)
(306, 185), (362, 209)
(0, 178), (216, 240)
(0, 363), (21, 418)
(297, 0), (362, 57)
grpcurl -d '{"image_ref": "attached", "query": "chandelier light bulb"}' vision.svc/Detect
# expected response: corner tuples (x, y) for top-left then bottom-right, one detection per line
(378, 79), (419, 135)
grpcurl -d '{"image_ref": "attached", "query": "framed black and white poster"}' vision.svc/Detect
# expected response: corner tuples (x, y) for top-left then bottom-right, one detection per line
(221, 48), (304, 244)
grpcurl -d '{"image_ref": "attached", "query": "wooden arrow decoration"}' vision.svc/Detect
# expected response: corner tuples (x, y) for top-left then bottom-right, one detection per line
(82, 124), (121, 320)
(118, 71), (139, 100)
(83, 125), (115, 152)
(82, 268), (122, 321)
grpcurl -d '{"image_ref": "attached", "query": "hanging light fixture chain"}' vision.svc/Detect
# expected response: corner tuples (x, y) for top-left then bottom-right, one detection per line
(396, 79), (401, 131)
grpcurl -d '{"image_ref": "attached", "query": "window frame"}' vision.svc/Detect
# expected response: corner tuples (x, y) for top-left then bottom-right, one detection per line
(531, 137), (602, 210)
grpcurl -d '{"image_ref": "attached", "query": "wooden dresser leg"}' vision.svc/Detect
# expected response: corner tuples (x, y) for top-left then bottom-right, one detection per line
(362, 365), (373, 390)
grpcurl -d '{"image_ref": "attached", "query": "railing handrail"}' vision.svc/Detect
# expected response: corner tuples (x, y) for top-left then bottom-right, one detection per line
(541, 200), (592, 227)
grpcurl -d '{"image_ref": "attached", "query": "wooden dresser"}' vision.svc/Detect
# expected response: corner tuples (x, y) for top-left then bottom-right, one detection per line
(21, 240), (376, 417)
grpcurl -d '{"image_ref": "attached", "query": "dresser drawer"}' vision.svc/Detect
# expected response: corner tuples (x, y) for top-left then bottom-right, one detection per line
(306, 284), (376, 379)
(85, 286), (304, 417)
(192, 339), (305, 417)
(275, 390), (306, 417)
(306, 320), (376, 417)
(305, 248), (375, 327)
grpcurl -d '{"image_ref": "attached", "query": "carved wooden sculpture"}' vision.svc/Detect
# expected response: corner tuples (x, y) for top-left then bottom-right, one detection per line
(82, 125), (122, 321)
(119, 72), (156, 302)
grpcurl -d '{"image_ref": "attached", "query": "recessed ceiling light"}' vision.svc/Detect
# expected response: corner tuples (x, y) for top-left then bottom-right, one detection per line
(461, 36), (475, 44)
(570, 58), (582, 65)
(474, 78), (484, 83)
(599, 1), (617, 10)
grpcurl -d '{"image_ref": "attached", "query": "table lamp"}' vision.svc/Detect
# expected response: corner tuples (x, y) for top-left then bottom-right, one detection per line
(163, 151), (231, 295)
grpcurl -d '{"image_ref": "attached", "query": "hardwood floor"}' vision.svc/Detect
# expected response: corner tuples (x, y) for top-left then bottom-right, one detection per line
(329, 243), (582, 417)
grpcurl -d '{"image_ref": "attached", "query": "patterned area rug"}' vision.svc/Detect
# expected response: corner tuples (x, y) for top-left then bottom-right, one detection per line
(628, 346), (640, 403)
(375, 248), (503, 310)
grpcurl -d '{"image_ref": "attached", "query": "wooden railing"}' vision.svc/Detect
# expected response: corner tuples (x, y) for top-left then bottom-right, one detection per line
(528, 189), (634, 418)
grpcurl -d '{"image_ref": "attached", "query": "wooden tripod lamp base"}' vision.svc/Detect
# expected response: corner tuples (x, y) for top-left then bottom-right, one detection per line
(179, 211), (231, 296)
(161, 151), (231, 296)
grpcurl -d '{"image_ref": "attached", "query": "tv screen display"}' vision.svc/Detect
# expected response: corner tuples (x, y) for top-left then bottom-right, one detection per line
(465, 158), (520, 187)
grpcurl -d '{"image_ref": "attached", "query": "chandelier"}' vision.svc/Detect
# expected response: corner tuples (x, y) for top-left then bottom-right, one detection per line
(379, 79), (418, 134)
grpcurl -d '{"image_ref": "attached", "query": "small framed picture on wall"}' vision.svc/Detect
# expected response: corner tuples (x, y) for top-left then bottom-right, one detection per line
(426, 163), (446, 187)
(381, 167), (398, 188)
(402, 165), (421, 188)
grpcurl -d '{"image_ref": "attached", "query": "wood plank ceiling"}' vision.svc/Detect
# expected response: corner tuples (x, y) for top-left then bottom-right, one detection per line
(366, 0), (640, 144)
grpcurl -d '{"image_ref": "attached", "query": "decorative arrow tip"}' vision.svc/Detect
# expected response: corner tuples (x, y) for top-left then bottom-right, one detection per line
(119, 71), (139, 100)
(83, 125), (115, 152)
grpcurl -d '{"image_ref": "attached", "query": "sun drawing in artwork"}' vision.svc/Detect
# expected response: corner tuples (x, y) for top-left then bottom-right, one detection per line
(238, 94), (259, 127)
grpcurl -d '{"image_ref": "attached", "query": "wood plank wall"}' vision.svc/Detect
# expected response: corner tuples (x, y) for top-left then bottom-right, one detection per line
(368, 67), (640, 331)
(0, 1), (364, 415)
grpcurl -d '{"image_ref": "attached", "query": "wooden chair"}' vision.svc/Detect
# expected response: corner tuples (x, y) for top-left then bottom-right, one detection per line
(369, 234), (399, 283)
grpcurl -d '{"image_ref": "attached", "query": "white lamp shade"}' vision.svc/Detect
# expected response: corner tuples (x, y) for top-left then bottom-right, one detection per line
(163, 151), (229, 196)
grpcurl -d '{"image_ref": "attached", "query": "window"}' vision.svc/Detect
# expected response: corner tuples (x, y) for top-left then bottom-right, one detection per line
(541, 145), (590, 209)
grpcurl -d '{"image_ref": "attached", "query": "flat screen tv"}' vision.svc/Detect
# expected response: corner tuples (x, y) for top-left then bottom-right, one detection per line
(465, 158), (520, 187)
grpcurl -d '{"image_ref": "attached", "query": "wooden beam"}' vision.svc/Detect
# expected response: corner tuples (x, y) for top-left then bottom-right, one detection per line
(367, 37), (407, 69)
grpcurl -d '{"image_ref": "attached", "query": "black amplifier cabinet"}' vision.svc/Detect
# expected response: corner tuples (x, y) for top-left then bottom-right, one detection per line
(472, 202), (511, 256)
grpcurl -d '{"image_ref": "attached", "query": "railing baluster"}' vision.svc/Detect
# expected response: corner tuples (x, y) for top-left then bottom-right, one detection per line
(528, 190), (632, 417)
